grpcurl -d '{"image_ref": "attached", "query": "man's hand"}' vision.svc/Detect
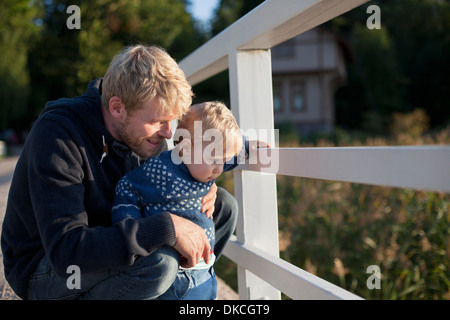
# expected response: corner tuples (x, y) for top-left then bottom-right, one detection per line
(201, 182), (217, 219)
(170, 214), (211, 268)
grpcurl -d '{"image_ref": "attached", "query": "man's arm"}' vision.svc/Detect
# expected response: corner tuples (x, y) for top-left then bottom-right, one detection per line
(170, 214), (211, 268)
(27, 118), (176, 276)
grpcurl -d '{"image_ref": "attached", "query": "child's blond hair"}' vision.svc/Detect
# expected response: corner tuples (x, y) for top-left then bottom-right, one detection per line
(176, 101), (243, 155)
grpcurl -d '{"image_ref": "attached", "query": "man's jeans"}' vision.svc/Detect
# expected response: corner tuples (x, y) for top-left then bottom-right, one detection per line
(26, 187), (237, 300)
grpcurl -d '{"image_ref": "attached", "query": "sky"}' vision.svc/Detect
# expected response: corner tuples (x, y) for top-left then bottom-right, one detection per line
(188, 0), (220, 23)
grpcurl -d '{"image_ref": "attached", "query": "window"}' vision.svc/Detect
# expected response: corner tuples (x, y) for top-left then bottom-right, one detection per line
(272, 38), (296, 59)
(273, 81), (283, 113)
(290, 82), (305, 112)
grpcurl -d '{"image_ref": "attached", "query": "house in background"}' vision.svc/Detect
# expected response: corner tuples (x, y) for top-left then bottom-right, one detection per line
(271, 27), (347, 136)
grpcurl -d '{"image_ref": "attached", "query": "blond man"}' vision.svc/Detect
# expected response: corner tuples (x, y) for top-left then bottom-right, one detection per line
(1, 46), (242, 300)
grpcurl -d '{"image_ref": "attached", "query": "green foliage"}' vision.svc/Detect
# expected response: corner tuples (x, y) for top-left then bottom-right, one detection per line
(210, 0), (264, 36)
(73, 1), (190, 91)
(352, 25), (404, 132)
(76, 0), (195, 87)
(333, 0), (450, 132)
(3, 0), (199, 128)
(0, 0), (40, 129)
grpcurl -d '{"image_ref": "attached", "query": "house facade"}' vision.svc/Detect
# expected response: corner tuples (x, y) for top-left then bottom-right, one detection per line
(271, 27), (347, 136)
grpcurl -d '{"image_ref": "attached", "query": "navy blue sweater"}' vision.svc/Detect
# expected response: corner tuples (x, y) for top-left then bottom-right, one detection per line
(1, 79), (175, 299)
(112, 150), (221, 249)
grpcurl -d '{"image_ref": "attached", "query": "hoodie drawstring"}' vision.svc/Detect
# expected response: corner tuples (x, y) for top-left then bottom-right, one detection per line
(100, 135), (108, 163)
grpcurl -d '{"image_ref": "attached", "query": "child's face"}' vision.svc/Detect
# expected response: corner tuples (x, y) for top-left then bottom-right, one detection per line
(185, 141), (237, 183)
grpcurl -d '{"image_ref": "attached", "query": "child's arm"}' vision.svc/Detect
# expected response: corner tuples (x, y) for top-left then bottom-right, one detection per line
(111, 177), (143, 223)
(223, 136), (271, 172)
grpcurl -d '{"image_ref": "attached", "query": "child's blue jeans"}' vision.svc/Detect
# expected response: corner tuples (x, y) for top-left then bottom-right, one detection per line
(158, 267), (217, 300)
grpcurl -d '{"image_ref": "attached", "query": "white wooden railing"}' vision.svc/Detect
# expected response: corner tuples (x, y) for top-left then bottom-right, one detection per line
(179, 0), (450, 300)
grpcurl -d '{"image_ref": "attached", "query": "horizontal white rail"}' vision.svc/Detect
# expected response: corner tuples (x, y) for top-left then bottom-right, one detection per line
(224, 236), (363, 300)
(239, 146), (450, 193)
(179, 0), (369, 86)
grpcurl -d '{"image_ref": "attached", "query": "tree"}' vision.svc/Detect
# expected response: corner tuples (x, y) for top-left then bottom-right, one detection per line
(192, 0), (264, 105)
(336, 24), (404, 133)
(0, 0), (40, 130)
(27, 0), (198, 120)
(333, 0), (450, 131)
(383, 0), (450, 128)
(211, 0), (263, 36)
(77, 0), (197, 86)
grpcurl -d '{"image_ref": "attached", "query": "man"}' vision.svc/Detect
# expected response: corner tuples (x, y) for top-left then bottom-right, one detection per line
(1, 45), (242, 300)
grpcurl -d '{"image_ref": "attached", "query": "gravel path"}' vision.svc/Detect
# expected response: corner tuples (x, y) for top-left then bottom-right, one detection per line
(0, 156), (20, 300)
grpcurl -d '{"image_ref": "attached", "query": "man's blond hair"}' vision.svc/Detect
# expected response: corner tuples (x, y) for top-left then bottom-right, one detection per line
(102, 45), (193, 118)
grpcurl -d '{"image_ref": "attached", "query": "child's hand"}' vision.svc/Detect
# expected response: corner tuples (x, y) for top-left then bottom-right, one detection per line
(248, 140), (271, 150)
(201, 183), (217, 218)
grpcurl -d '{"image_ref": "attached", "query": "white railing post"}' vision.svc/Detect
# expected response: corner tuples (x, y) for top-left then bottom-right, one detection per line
(228, 49), (281, 300)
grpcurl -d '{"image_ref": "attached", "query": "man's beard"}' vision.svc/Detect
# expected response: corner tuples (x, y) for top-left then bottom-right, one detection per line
(115, 120), (160, 159)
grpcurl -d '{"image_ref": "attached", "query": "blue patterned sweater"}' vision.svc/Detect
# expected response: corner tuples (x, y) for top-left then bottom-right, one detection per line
(112, 149), (240, 253)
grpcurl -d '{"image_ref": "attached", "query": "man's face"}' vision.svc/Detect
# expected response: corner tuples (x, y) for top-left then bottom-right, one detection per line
(116, 98), (177, 158)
